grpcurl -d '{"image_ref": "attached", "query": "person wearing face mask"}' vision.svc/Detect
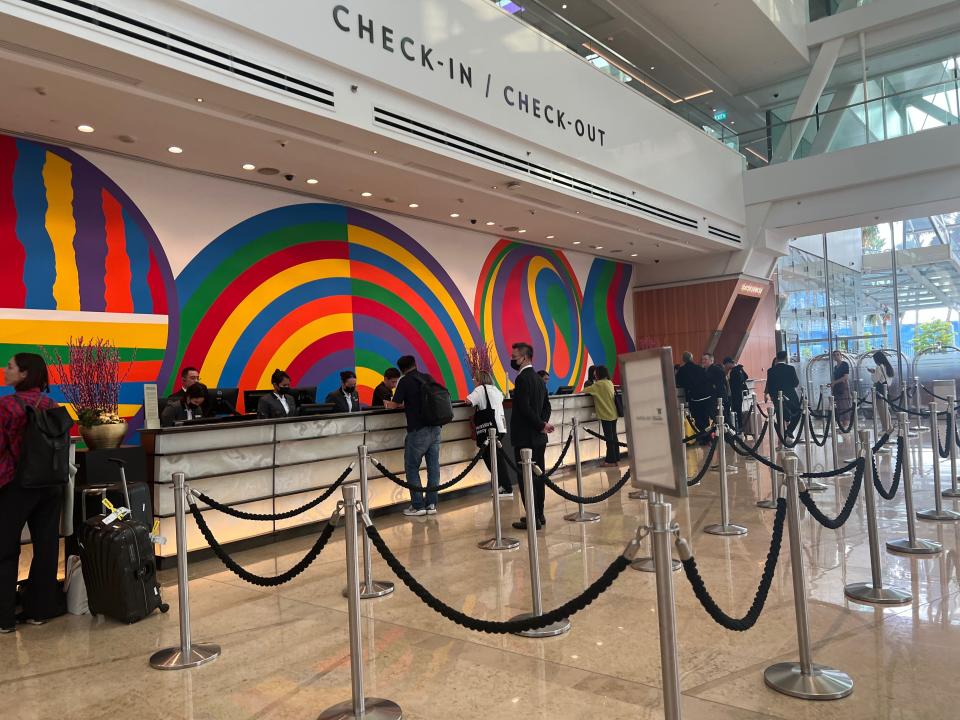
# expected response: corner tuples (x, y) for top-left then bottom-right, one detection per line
(325, 371), (361, 413)
(160, 382), (208, 426)
(257, 369), (297, 419)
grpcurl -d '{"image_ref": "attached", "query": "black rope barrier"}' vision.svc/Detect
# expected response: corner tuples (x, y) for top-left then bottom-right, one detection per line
(681, 497), (786, 631)
(773, 414), (803, 448)
(873, 435), (903, 501)
(920, 384), (960, 407)
(192, 463), (353, 521)
(371, 444), (487, 492)
(189, 503), (338, 586)
(365, 523), (630, 633)
(938, 414), (952, 459)
(746, 421), (768, 452)
(756, 404), (768, 419)
(836, 410), (855, 435)
(726, 433), (861, 479)
(542, 467), (632, 504)
(688, 436), (719, 487)
(798, 459), (864, 530)
(872, 431), (892, 453)
(881, 394), (949, 418)
(582, 426), (629, 448)
(806, 415), (830, 447)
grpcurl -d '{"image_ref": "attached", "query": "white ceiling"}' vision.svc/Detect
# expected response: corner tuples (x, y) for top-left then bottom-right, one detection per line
(0, 13), (725, 267)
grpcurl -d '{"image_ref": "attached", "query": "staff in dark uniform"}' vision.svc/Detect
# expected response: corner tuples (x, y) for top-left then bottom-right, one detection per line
(325, 371), (361, 413)
(257, 369), (297, 419)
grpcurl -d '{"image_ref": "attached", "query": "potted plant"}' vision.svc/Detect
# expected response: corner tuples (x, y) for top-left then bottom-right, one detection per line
(47, 336), (133, 449)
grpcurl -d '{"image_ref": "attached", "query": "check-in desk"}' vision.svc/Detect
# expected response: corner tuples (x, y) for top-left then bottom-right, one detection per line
(141, 393), (624, 563)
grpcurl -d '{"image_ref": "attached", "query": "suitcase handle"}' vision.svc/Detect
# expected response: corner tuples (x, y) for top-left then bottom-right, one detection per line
(107, 458), (132, 510)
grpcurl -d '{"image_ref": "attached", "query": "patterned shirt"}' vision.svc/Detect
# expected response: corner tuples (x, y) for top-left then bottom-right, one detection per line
(0, 389), (59, 490)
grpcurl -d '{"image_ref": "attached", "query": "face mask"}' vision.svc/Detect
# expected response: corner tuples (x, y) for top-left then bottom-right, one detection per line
(510, 359), (521, 371)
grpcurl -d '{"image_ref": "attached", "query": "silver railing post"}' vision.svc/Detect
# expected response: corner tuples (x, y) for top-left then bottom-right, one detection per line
(510, 448), (571, 638)
(777, 391), (786, 450)
(758, 402), (779, 509)
(343, 446), (394, 600)
(765, 453), (854, 700)
(887, 412), (942, 555)
(845, 430), (912, 605)
(802, 396), (827, 492)
(917, 402), (960, 521)
(320, 485), (401, 720)
(478, 430), (520, 551)
(633, 406), (682, 573)
(651, 492), (682, 720)
(565, 417), (600, 523)
(943, 397), (960, 498)
(911, 377), (926, 434)
(149, 473), (220, 670)
(704, 398), (747, 536)
(843, 391), (861, 463)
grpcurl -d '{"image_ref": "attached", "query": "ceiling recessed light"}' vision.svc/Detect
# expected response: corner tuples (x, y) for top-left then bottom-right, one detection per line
(575, 211), (581, 214)
(449, 213), (460, 218)
(408, 203), (419, 208)
(242, 163), (256, 171)
(518, 229), (526, 233)
(306, 178), (318, 184)
(650, 66), (655, 70)
(361, 192), (373, 197)
(546, 235), (555, 239)
(562, 3), (567, 8)
(167, 146), (183, 154)
(485, 221), (495, 226)
(372, 150), (379, 155)
(630, 253), (638, 257)
(573, 241), (582, 245)
(195, 97), (203, 103)
(595, 245), (604, 249)
(491, 185), (498, 189)
(76, 124), (94, 133)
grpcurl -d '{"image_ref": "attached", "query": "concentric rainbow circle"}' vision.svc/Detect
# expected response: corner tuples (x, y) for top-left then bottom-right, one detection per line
(475, 240), (585, 392)
(583, 259), (635, 383)
(173, 204), (481, 406)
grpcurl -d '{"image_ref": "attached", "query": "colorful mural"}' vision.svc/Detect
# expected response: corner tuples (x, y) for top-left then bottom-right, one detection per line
(582, 259), (636, 383)
(173, 204), (482, 406)
(0, 135), (177, 420)
(475, 240), (586, 393)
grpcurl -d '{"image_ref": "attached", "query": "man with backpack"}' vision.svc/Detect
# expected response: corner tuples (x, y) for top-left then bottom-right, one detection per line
(386, 355), (453, 517)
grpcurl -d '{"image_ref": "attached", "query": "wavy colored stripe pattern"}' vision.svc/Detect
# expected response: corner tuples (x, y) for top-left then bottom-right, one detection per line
(582, 259), (635, 384)
(475, 240), (585, 393)
(0, 134), (178, 423)
(173, 204), (481, 408)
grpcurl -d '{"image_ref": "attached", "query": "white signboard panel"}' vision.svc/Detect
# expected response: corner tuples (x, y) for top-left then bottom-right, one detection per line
(143, 384), (161, 430)
(619, 348), (686, 498)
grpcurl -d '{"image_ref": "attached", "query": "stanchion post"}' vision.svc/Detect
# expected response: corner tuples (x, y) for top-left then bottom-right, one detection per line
(912, 377), (926, 434)
(845, 430), (912, 605)
(511, 449), (570, 637)
(828, 396), (852, 481)
(479, 430), (520, 551)
(704, 399), (747, 536)
(844, 391), (861, 463)
(764, 452), (854, 700)
(802, 397), (827, 492)
(651, 492), (683, 720)
(150, 473), (221, 670)
(564, 417), (600, 523)
(320, 485), (402, 720)
(777, 391), (786, 450)
(917, 402), (960, 521)
(758, 402), (779, 509)
(343, 446), (394, 600)
(887, 412), (942, 555)
(944, 396), (960, 498)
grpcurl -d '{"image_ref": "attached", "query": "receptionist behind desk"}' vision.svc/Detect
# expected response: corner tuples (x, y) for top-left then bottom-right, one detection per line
(161, 383), (207, 427)
(325, 370), (361, 413)
(258, 369), (297, 419)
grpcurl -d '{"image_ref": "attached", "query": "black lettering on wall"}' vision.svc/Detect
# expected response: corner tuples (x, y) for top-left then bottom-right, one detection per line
(357, 13), (374, 42)
(504, 85), (515, 106)
(420, 44), (434, 70)
(459, 63), (472, 88)
(400, 36), (415, 61)
(332, 4), (350, 32)
(381, 25), (394, 52)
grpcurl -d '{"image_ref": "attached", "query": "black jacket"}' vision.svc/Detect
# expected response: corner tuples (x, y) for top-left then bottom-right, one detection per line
(675, 362), (710, 401)
(325, 388), (361, 414)
(257, 392), (297, 419)
(729, 365), (749, 399)
(160, 402), (203, 427)
(706, 363), (727, 401)
(766, 362), (801, 409)
(509, 366), (551, 448)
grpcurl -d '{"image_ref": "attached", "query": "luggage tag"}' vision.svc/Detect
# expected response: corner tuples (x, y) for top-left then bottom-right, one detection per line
(149, 518), (167, 545)
(100, 498), (130, 524)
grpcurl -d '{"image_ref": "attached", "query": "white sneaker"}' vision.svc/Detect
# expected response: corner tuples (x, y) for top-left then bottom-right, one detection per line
(403, 506), (426, 517)
(498, 488), (513, 498)
(425, 505), (437, 515)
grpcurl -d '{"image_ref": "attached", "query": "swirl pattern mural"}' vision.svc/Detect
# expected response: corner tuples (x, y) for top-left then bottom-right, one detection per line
(0, 135), (177, 419)
(174, 204), (481, 407)
(475, 240), (586, 392)
(583, 259), (636, 383)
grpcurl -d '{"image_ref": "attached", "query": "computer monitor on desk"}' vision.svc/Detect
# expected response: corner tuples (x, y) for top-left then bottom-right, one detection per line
(243, 389), (273, 414)
(291, 387), (317, 405)
(206, 387), (239, 416)
(298, 402), (336, 416)
(556, 385), (575, 395)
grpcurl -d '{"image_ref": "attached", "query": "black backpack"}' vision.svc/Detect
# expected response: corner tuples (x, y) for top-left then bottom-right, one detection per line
(13, 397), (74, 488)
(414, 374), (454, 427)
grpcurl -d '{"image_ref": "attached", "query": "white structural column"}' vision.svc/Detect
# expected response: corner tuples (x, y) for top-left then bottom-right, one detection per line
(806, 84), (859, 156)
(773, 37), (845, 162)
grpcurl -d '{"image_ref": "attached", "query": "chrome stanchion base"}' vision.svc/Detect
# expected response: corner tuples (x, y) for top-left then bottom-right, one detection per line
(631, 556), (681, 573)
(916, 508), (960, 522)
(941, 488), (960, 498)
(703, 523), (748, 536)
(149, 643), (221, 670)
(563, 510), (600, 523)
(318, 697), (403, 720)
(878, 446), (893, 454)
(509, 612), (571, 638)
(342, 581), (396, 600)
(756, 499), (778, 509)
(886, 537), (942, 555)
(628, 489), (648, 500)
(764, 662), (853, 700)
(844, 582), (912, 606)
(477, 536), (520, 551)
(805, 480), (828, 493)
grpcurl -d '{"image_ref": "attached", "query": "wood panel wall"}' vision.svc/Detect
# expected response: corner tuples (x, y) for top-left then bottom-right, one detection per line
(737, 282), (777, 396)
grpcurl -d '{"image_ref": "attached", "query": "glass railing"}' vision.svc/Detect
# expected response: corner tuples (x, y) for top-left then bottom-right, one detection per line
(809, 0), (874, 22)
(738, 78), (960, 166)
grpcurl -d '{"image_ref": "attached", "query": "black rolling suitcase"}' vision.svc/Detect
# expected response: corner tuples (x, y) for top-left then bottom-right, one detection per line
(78, 460), (168, 623)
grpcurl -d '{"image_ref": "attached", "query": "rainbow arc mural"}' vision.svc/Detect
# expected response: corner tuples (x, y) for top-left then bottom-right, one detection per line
(0, 132), (635, 416)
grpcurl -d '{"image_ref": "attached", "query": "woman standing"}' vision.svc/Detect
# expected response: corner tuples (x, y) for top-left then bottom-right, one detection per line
(584, 365), (620, 465)
(830, 350), (852, 427)
(870, 350), (895, 431)
(465, 371), (513, 496)
(0, 353), (63, 633)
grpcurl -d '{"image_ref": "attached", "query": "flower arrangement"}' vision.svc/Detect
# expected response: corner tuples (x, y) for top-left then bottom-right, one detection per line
(466, 342), (496, 385)
(46, 337), (134, 428)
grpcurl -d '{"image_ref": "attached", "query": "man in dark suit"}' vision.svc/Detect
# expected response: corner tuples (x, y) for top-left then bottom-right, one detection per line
(702, 352), (729, 424)
(371, 367), (401, 408)
(508, 342), (554, 530)
(765, 350), (802, 428)
(325, 371), (361, 413)
(164, 366), (200, 409)
(161, 383), (208, 427)
(675, 352), (712, 434)
(257, 369), (297, 419)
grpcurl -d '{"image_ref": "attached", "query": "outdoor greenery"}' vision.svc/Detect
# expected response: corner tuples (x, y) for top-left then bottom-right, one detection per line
(913, 319), (956, 353)
(861, 225), (884, 253)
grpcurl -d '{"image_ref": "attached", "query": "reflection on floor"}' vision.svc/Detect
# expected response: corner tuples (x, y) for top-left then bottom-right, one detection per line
(7, 432), (960, 719)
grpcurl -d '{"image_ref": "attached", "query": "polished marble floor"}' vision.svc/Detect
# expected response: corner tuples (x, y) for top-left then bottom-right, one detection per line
(6, 430), (960, 719)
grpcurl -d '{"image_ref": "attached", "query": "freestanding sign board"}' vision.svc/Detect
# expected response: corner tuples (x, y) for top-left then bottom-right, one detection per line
(618, 347), (686, 498)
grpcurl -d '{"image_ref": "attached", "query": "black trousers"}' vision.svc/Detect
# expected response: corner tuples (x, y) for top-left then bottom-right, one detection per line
(514, 444), (546, 522)
(689, 397), (713, 435)
(601, 419), (620, 463)
(0, 482), (62, 628)
(480, 440), (514, 491)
